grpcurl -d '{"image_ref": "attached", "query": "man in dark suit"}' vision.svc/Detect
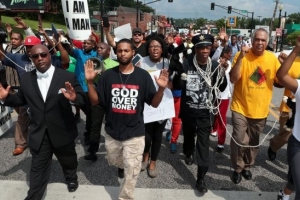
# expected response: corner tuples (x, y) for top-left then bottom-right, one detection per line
(0, 44), (85, 199)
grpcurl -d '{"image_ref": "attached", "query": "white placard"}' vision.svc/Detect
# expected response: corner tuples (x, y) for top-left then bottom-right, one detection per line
(114, 23), (132, 41)
(61, 0), (91, 40)
(0, 106), (13, 137)
(144, 71), (175, 123)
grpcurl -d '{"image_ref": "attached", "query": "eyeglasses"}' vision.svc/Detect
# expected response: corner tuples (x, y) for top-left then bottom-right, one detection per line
(149, 45), (162, 49)
(30, 52), (48, 59)
(133, 33), (142, 36)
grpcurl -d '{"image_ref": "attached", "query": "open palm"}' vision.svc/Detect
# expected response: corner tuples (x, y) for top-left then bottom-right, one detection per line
(155, 69), (169, 88)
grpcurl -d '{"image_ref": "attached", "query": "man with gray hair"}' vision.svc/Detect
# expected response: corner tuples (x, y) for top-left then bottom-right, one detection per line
(229, 28), (280, 184)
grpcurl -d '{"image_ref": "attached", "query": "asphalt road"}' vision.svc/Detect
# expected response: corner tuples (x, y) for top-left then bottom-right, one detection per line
(0, 87), (288, 193)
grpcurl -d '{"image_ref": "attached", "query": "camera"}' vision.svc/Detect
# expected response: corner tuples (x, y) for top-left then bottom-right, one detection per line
(0, 27), (7, 43)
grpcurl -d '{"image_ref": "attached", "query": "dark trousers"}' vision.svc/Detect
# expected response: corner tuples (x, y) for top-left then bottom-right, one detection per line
(87, 105), (106, 153)
(287, 135), (300, 198)
(181, 115), (211, 166)
(82, 92), (92, 137)
(144, 120), (167, 161)
(25, 132), (78, 200)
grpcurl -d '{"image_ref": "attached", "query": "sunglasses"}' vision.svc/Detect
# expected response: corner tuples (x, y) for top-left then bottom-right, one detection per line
(133, 33), (142, 36)
(31, 52), (48, 59)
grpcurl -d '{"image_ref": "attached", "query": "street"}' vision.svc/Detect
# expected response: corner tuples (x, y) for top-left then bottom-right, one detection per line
(0, 87), (289, 196)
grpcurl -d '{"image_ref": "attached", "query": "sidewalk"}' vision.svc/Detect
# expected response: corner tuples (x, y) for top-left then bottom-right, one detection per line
(0, 180), (294, 200)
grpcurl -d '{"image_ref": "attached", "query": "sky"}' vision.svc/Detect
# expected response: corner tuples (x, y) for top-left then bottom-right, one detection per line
(148, 0), (300, 21)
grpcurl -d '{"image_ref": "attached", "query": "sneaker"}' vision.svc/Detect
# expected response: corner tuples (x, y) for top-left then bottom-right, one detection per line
(74, 114), (81, 124)
(166, 132), (171, 143)
(141, 161), (148, 171)
(147, 166), (157, 178)
(277, 190), (291, 200)
(210, 131), (217, 137)
(170, 143), (177, 154)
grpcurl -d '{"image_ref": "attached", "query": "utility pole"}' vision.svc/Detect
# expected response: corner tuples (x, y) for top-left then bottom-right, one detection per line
(269, 0), (279, 41)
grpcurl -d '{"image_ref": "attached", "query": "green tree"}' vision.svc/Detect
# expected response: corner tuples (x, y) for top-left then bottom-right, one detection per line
(215, 19), (226, 29)
(287, 13), (300, 24)
(286, 31), (300, 45)
(194, 18), (207, 29)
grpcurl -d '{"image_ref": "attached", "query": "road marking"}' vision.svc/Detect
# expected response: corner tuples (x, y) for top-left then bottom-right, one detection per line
(269, 102), (279, 120)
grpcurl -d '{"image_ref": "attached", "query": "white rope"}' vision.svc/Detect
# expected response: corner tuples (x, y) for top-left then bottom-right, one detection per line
(216, 98), (280, 148)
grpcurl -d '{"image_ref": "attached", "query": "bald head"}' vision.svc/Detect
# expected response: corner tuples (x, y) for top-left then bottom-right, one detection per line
(97, 42), (111, 59)
(30, 44), (51, 73)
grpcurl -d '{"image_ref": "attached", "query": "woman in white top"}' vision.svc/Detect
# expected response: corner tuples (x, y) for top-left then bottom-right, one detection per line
(139, 35), (169, 178)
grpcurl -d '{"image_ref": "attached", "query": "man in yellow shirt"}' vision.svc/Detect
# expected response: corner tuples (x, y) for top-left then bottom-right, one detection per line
(229, 28), (280, 184)
(268, 56), (300, 161)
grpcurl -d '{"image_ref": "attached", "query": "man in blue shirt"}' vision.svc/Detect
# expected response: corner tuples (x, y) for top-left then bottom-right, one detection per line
(71, 38), (97, 145)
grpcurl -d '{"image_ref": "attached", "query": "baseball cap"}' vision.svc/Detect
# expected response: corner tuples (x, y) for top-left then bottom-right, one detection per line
(24, 36), (41, 46)
(132, 28), (143, 34)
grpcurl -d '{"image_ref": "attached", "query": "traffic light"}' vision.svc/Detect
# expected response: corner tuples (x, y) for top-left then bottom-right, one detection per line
(140, 11), (144, 21)
(228, 6), (232, 14)
(168, 0), (173, 2)
(211, 3), (215, 10)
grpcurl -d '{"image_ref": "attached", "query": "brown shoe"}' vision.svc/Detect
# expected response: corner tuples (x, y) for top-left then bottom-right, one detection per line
(13, 147), (26, 156)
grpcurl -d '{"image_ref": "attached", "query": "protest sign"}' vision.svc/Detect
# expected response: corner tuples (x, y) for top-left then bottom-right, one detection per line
(144, 70), (175, 123)
(113, 23), (132, 41)
(61, 0), (91, 40)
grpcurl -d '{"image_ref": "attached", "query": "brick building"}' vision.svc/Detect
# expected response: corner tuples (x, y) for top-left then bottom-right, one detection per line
(94, 6), (159, 33)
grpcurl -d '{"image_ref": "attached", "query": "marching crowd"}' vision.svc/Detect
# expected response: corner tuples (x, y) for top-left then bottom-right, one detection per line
(0, 16), (300, 200)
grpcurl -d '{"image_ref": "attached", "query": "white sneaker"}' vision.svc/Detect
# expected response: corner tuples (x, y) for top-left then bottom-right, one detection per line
(277, 190), (291, 200)
(210, 131), (217, 137)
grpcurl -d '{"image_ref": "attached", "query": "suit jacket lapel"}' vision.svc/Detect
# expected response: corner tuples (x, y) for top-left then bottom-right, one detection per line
(46, 68), (61, 101)
(30, 70), (44, 101)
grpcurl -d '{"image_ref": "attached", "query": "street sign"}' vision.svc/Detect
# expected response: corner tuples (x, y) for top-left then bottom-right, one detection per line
(276, 28), (282, 36)
(227, 16), (236, 27)
(240, 10), (248, 13)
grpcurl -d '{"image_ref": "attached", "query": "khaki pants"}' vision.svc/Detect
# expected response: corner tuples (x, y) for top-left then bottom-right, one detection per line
(105, 133), (145, 200)
(230, 111), (266, 172)
(14, 106), (30, 148)
(270, 111), (291, 152)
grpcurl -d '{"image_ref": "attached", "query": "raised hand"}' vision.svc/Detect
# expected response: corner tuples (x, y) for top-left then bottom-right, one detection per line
(0, 84), (11, 100)
(278, 52), (288, 64)
(5, 23), (12, 34)
(61, 82), (76, 101)
(154, 69), (169, 89)
(13, 17), (28, 29)
(240, 45), (250, 58)
(38, 25), (46, 35)
(218, 27), (227, 41)
(84, 60), (98, 83)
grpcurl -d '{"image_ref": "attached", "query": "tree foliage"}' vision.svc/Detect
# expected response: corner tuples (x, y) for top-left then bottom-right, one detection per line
(286, 31), (300, 46)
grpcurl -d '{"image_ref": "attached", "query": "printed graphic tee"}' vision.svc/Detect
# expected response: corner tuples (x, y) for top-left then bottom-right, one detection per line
(97, 66), (157, 141)
(231, 50), (280, 118)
